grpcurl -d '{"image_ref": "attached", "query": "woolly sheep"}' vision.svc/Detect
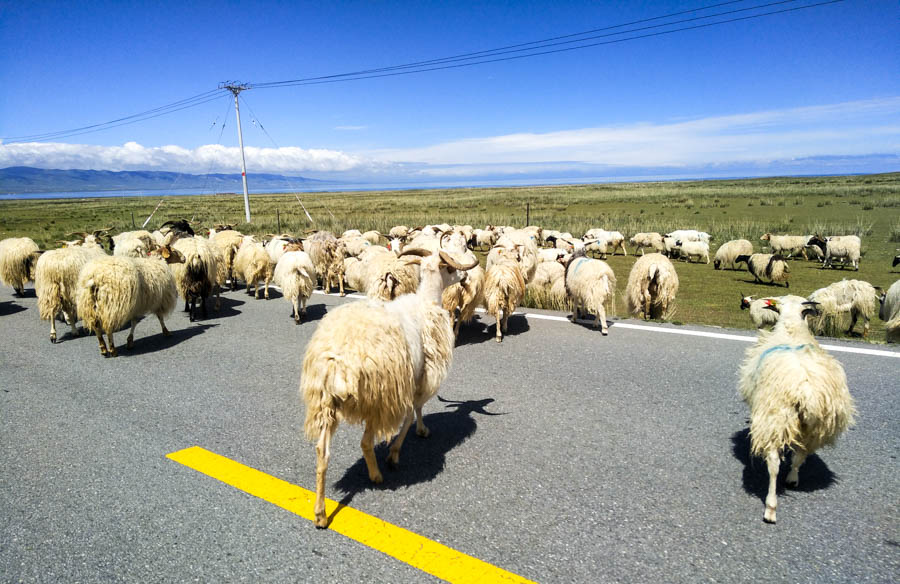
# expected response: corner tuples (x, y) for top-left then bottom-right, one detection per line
(301, 248), (477, 528)
(560, 254), (616, 334)
(472, 227), (499, 250)
(482, 248), (526, 343)
(714, 239), (753, 270)
(584, 229), (627, 256)
(389, 225), (410, 241)
(233, 238), (275, 299)
(625, 253), (679, 320)
(760, 234), (809, 260)
(739, 294), (808, 329)
(665, 229), (710, 244)
(0, 237), (41, 296)
(662, 236), (679, 258)
(487, 230), (539, 284)
(735, 254), (790, 287)
(304, 231), (345, 295)
(274, 247), (317, 324)
(807, 279), (879, 338)
(171, 236), (220, 321)
(879, 279), (900, 343)
(677, 240), (710, 264)
(526, 260), (568, 307)
(441, 249), (485, 337)
(629, 232), (665, 255)
(808, 235), (861, 270)
(738, 296), (855, 523)
(209, 228), (244, 290)
(112, 230), (154, 258)
(365, 252), (420, 301)
(34, 244), (106, 342)
(75, 245), (184, 357)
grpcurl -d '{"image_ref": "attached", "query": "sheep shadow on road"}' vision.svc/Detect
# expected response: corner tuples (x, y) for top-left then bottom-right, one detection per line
(119, 322), (219, 357)
(329, 396), (503, 521)
(455, 313), (530, 346)
(730, 428), (836, 503)
(0, 301), (27, 316)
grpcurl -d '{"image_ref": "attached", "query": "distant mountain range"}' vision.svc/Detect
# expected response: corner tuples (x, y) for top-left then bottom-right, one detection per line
(0, 167), (322, 194)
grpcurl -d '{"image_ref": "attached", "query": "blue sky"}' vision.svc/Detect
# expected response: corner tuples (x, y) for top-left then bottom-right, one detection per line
(1, 0), (898, 182)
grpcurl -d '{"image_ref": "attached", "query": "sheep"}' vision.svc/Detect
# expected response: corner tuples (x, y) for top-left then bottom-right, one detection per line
(209, 228), (244, 290)
(274, 246), (317, 324)
(629, 232), (665, 255)
(365, 252), (420, 301)
(75, 245), (184, 357)
(879, 280), (900, 343)
(807, 279), (879, 338)
(738, 296), (855, 523)
(526, 260), (568, 307)
(735, 254), (790, 287)
(677, 240), (710, 264)
(662, 236), (679, 258)
(171, 236), (221, 321)
(361, 230), (382, 245)
(472, 227), (499, 250)
(112, 230), (155, 258)
(305, 231), (345, 295)
(584, 229), (627, 256)
(233, 238), (275, 299)
(34, 244), (106, 342)
(665, 229), (710, 244)
(0, 237), (41, 296)
(559, 253), (617, 334)
(265, 234), (301, 264)
(625, 253), (679, 320)
(714, 239), (753, 270)
(808, 235), (861, 271)
(340, 235), (375, 258)
(441, 249), (484, 337)
(760, 234), (809, 260)
(538, 248), (567, 262)
(342, 256), (368, 293)
(482, 247), (526, 343)
(389, 225), (410, 241)
(301, 248), (478, 528)
(487, 230), (539, 284)
(739, 294), (808, 329)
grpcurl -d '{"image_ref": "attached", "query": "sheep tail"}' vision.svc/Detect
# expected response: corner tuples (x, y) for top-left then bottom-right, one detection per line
(301, 352), (348, 441)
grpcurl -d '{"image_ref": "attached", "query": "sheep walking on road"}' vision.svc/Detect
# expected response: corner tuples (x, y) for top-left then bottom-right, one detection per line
(35, 245), (105, 343)
(483, 248), (526, 343)
(301, 248), (478, 528)
(0, 237), (41, 296)
(738, 297), (855, 523)
(273, 247), (317, 324)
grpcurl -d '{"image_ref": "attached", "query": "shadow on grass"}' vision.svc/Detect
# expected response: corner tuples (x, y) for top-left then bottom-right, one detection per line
(730, 428), (836, 504)
(327, 396), (502, 524)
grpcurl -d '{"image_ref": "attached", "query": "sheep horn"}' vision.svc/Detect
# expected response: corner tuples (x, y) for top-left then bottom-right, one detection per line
(399, 248), (432, 258)
(438, 250), (479, 271)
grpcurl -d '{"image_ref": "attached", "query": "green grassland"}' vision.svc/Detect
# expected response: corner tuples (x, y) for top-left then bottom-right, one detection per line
(2, 173), (899, 340)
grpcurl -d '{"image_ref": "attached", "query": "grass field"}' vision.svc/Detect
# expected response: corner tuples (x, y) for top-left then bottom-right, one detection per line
(2, 173), (898, 341)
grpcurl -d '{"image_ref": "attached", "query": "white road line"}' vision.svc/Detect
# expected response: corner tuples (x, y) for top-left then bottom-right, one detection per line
(303, 288), (900, 359)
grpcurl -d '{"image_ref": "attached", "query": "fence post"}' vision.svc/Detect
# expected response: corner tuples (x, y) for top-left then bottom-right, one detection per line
(526, 202), (530, 226)
(131, 211), (136, 228)
(277, 209), (281, 233)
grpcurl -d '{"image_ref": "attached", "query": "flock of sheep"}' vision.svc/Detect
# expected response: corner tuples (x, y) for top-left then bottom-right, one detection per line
(1, 220), (899, 526)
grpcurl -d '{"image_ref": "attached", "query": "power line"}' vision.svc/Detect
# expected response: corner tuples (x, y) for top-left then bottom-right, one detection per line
(252, 0), (844, 89)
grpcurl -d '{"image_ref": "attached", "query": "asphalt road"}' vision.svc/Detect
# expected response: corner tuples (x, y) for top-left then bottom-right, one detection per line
(1, 282), (898, 583)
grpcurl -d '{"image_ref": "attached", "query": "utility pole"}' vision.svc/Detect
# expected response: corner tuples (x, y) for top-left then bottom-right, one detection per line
(221, 82), (252, 223)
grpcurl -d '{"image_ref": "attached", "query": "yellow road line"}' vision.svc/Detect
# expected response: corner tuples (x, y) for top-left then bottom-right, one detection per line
(167, 446), (536, 584)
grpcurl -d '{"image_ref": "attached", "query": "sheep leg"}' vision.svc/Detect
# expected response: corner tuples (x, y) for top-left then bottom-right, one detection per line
(786, 448), (807, 487)
(264, 275), (270, 300)
(764, 450), (780, 523)
(337, 276), (345, 298)
(95, 329), (109, 356)
(106, 329), (118, 357)
(200, 295), (208, 319)
(214, 286), (221, 311)
(292, 297), (301, 324)
(188, 297), (195, 322)
(66, 311), (79, 337)
(415, 405), (430, 438)
(126, 320), (138, 350)
(501, 309), (510, 333)
(360, 422), (383, 482)
(157, 313), (171, 336)
(495, 309), (504, 343)
(50, 311), (58, 343)
(387, 412), (415, 468)
(594, 303), (608, 335)
(313, 427), (333, 528)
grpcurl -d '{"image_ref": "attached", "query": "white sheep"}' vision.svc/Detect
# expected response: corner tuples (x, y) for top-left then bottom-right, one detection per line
(301, 248), (477, 528)
(34, 244), (106, 342)
(665, 229), (710, 244)
(807, 279), (879, 338)
(482, 247), (526, 343)
(487, 230), (539, 284)
(625, 253), (679, 320)
(714, 239), (753, 270)
(735, 254), (790, 287)
(739, 294), (808, 329)
(662, 236), (679, 258)
(472, 227), (499, 250)
(878, 279), (900, 343)
(560, 254), (617, 334)
(112, 230), (155, 258)
(760, 234), (809, 260)
(75, 245), (184, 357)
(808, 235), (861, 270)
(629, 232), (665, 255)
(274, 246), (317, 324)
(209, 228), (244, 290)
(584, 228), (627, 256)
(233, 238), (275, 299)
(677, 240), (710, 264)
(171, 236), (221, 321)
(738, 296), (855, 523)
(305, 231), (346, 295)
(0, 237), (41, 296)
(441, 248), (484, 337)
(526, 260), (568, 307)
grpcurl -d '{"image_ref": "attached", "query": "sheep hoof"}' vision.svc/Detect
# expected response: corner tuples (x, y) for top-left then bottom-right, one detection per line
(109, 348), (118, 357)
(371, 469), (385, 482)
(494, 336), (502, 343)
(340, 292), (346, 297)
(763, 506), (777, 524)
(162, 328), (172, 337)
(416, 427), (430, 438)
(126, 339), (134, 349)
(786, 478), (799, 488)
(314, 514), (329, 529)
(601, 329), (609, 336)
(50, 334), (57, 344)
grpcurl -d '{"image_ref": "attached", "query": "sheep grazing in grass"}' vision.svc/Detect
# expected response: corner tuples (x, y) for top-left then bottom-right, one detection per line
(76, 245), (184, 357)
(714, 239), (753, 270)
(234, 238), (275, 299)
(625, 253), (679, 320)
(483, 247), (526, 343)
(879, 280), (900, 343)
(171, 236), (221, 321)
(526, 260), (568, 308)
(760, 234), (809, 260)
(301, 248), (478, 528)
(735, 254), (790, 287)
(472, 227), (499, 250)
(629, 232), (665, 255)
(807, 279), (879, 338)
(738, 296), (855, 523)
(662, 236), (679, 258)
(584, 229), (627, 257)
(274, 245), (317, 324)
(666, 229), (710, 244)
(677, 240), (710, 264)
(807, 235), (861, 271)
(34, 245), (106, 342)
(559, 253), (617, 334)
(0, 237), (41, 296)
(739, 293), (808, 329)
